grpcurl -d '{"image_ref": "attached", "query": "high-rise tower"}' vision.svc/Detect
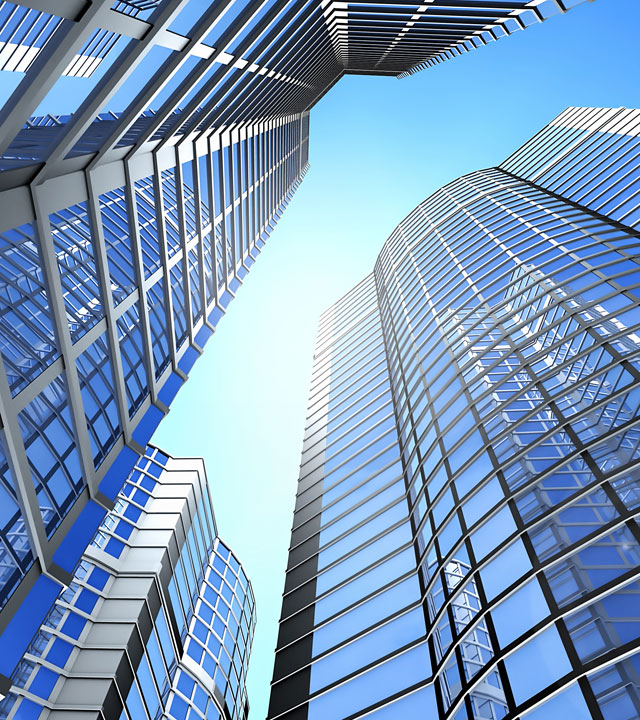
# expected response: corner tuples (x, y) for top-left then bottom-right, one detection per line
(0, 444), (255, 720)
(269, 106), (640, 720)
(0, 0), (590, 687)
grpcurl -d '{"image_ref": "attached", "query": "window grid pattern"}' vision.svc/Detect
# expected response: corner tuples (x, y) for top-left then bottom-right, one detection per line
(170, 261), (188, 351)
(90, 445), (168, 559)
(271, 108), (640, 720)
(0, 0), (596, 692)
(0, 557), (110, 720)
(0, 114), (308, 617)
(75, 333), (120, 469)
(0, 1), (588, 169)
(0, 440), (32, 612)
(146, 277), (170, 381)
(270, 275), (431, 720)
(135, 176), (163, 279)
(372, 166), (640, 719)
(501, 106), (640, 229)
(184, 541), (255, 720)
(161, 168), (186, 258)
(117, 301), (149, 418)
(0, 222), (58, 395)
(0, 446), (254, 720)
(18, 373), (83, 539)
(99, 187), (137, 303)
(49, 203), (105, 342)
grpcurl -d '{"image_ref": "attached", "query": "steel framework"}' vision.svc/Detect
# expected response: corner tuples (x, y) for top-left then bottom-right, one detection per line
(269, 106), (640, 720)
(1, 445), (256, 720)
(0, 0), (590, 696)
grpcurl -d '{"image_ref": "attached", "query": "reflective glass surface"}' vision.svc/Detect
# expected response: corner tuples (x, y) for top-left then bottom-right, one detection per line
(0, 446), (255, 720)
(270, 108), (640, 720)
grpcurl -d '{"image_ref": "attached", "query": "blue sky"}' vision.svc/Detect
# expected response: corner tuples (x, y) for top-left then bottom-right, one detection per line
(152, 1), (640, 717)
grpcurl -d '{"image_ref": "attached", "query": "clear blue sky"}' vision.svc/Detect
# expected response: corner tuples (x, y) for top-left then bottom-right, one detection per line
(155, 1), (639, 717)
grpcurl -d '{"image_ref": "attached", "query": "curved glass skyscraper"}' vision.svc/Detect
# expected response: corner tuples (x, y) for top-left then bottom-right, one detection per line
(269, 106), (640, 720)
(0, 1), (591, 691)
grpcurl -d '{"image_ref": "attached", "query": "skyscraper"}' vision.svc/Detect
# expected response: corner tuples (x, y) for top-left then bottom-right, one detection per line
(0, 444), (255, 720)
(0, 0), (590, 688)
(268, 106), (640, 720)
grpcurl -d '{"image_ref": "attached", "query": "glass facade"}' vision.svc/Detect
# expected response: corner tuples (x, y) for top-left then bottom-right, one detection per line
(0, 0), (314, 688)
(0, 0), (593, 701)
(0, 445), (255, 720)
(269, 106), (640, 720)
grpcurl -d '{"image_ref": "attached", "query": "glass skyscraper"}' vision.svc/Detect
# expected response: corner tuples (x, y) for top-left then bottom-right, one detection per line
(268, 105), (640, 720)
(0, 0), (590, 694)
(0, 444), (255, 720)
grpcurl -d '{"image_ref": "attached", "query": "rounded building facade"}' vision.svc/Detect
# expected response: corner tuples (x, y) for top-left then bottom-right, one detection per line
(373, 165), (640, 719)
(269, 106), (640, 720)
